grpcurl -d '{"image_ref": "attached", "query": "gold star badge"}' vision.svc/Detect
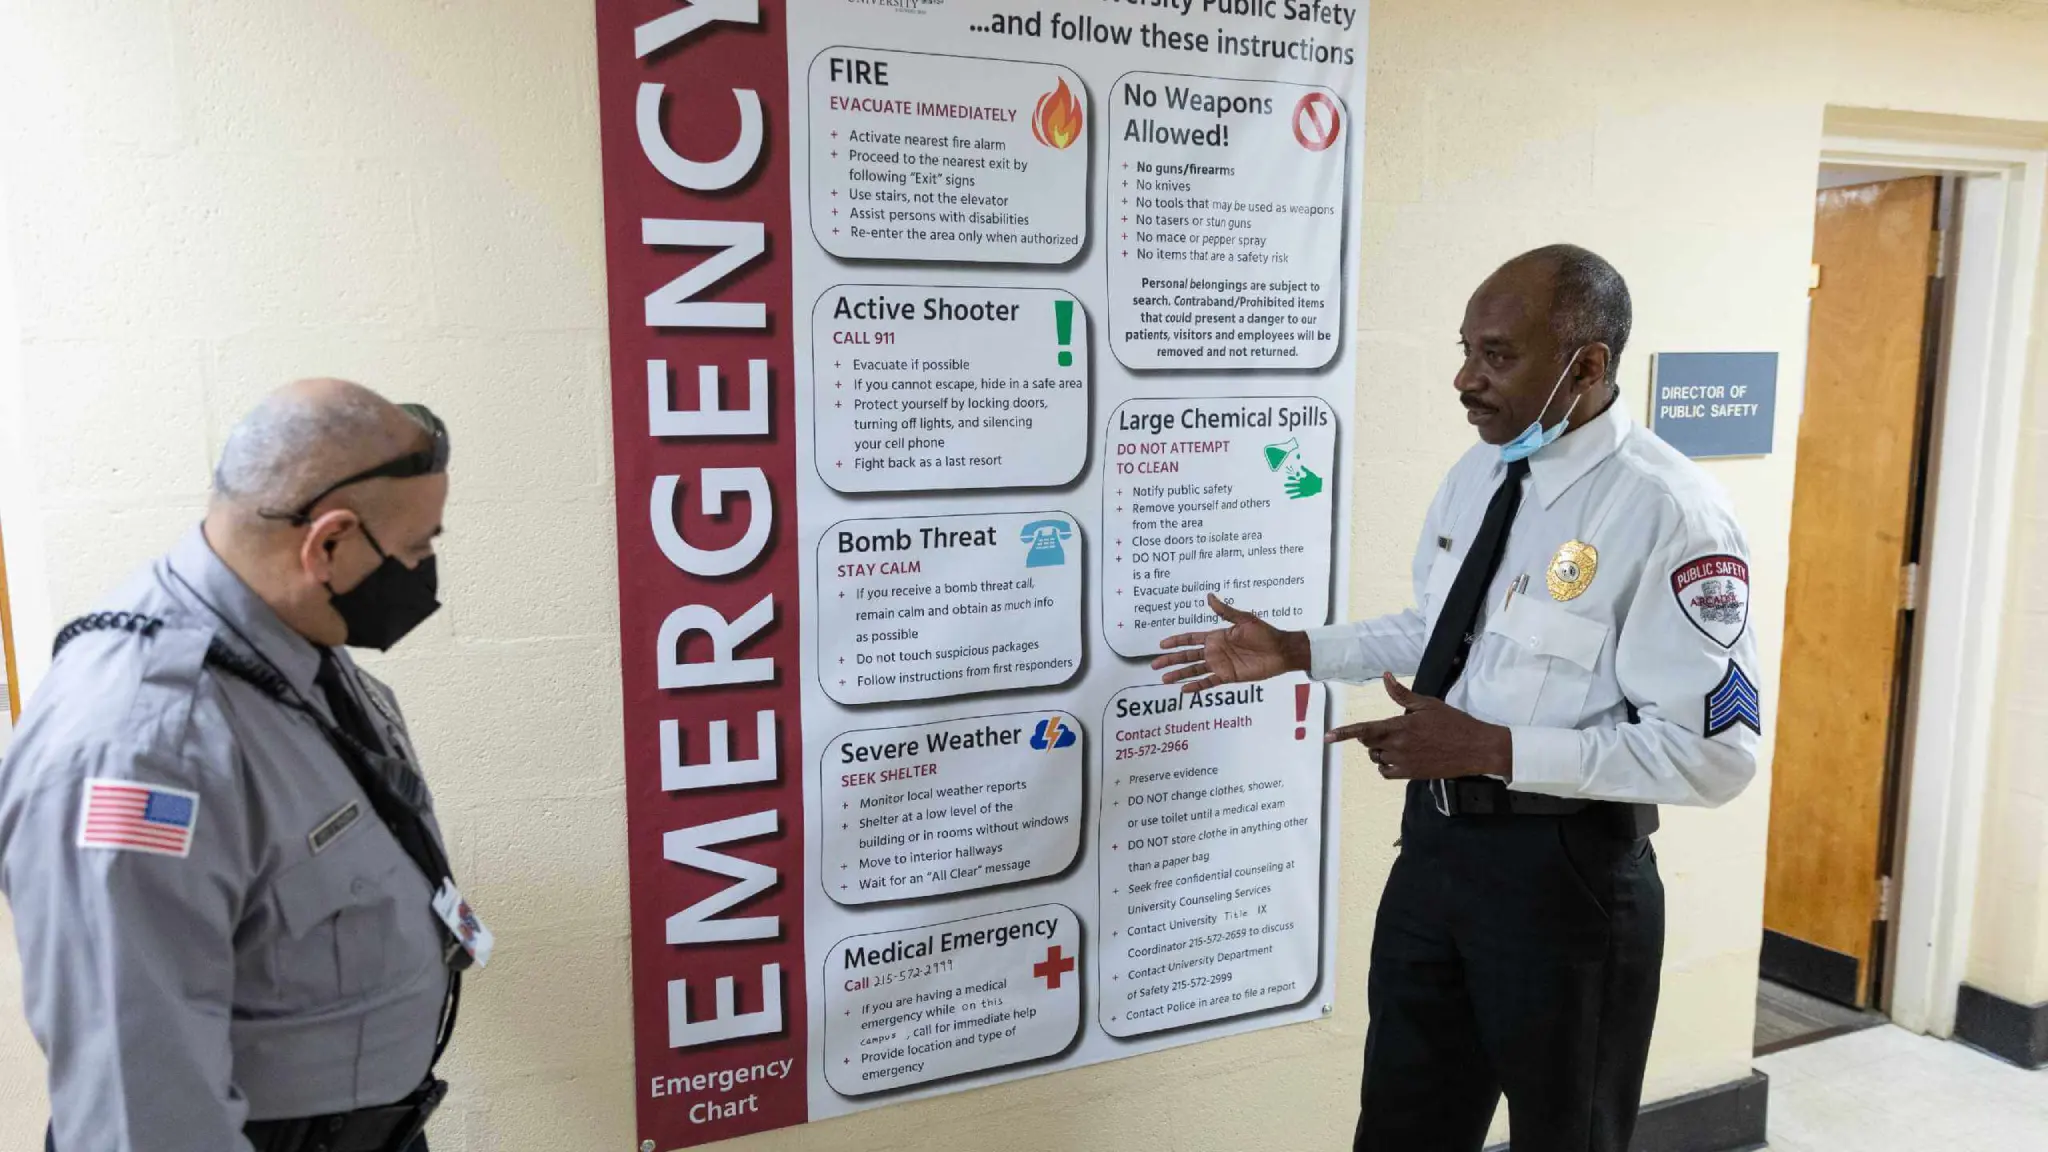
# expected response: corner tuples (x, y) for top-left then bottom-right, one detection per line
(1547, 541), (1599, 602)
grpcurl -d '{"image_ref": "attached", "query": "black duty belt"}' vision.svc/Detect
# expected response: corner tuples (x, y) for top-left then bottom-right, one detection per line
(1432, 777), (1659, 839)
(243, 1079), (447, 1152)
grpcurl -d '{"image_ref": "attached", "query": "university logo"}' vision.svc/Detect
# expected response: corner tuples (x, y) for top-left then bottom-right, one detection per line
(1670, 554), (1750, 648)
(845, 0), (944, 14)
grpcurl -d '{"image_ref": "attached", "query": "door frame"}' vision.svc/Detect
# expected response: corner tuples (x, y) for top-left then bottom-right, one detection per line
(1818, 125), (2048, 1037)
(0, 519), (18, 722)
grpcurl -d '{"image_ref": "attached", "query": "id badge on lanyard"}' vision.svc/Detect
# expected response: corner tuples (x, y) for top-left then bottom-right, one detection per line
(433, 880), (495, 969)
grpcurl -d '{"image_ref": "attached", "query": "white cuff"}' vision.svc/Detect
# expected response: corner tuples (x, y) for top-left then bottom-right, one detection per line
(1508, 726), (1585, 796)
(1305, 625), (1361, 682)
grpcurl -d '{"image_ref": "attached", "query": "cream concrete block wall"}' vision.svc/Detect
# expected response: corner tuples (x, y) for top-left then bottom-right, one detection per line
(2, 1), (2047, 1150)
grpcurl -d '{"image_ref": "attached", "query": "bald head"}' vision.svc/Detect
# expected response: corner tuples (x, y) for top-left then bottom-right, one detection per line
(211, 379), (428, 517)
(204, 378), (449, 647)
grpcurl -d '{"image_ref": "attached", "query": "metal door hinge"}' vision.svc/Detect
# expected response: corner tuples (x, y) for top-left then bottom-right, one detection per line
(1900, 562), (1922, 612)
(1809, 263), (1822, 292)
(1930, 230), (1947, 279)
(1877, 874), (1896, 923)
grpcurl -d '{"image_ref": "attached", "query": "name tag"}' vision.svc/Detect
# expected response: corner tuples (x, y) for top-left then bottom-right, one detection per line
(309, 802), (361, 854)
(432, 880), (495, 969)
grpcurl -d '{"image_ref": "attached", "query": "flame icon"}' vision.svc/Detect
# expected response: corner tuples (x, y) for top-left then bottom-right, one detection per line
(1032, 77), (1084, 150)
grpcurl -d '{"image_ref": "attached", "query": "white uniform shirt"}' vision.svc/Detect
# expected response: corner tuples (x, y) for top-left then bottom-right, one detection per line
(1308, 401), (1760, 807)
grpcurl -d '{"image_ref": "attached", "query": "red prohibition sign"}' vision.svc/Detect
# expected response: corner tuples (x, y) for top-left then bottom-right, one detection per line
(1292, 92), (1340, 152)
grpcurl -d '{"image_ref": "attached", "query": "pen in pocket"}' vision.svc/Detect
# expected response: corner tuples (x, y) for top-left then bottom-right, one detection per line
(1503, 572), (1529, 611)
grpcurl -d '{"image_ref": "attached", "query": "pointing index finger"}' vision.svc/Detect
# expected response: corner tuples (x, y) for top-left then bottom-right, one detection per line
(1324, 717), (1402, 746)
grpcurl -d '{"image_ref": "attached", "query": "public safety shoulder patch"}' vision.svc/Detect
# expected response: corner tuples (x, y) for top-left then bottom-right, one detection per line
(1706, 662), (1762, 738)
(1671, 554), (1750, 648)
(77, 779), (199, 858)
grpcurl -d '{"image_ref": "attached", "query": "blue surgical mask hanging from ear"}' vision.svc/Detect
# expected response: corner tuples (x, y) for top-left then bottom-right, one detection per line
(1500, 346), (1588, 463)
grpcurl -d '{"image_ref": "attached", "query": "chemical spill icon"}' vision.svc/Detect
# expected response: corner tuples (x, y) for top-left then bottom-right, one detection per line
(1265, 438), (1324, 500)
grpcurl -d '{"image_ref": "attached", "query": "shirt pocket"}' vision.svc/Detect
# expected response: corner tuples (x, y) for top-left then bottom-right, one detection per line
(1479, 595), (1610, 727)
(270, 835), (408, 1004)
(1421, 550), (1459, 630)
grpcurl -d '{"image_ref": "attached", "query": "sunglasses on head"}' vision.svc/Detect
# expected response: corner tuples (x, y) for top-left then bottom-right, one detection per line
(269, 403), (451, 526)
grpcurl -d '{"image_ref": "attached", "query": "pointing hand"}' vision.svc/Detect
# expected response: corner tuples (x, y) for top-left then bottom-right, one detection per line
(1324, 673), (1513, 781)
(1151, 593), (1310, 695)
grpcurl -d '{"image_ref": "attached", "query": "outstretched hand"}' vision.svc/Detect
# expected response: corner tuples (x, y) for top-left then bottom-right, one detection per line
(1326, 673), (1514, 781)
(1151, 593), (1310, 694)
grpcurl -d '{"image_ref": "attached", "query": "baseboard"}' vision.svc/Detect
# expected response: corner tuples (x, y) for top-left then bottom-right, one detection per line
(1954, 983), (2048, 1070)
(1759, 929), (1860, 1007)
(1483, 1071), (1768, 1152)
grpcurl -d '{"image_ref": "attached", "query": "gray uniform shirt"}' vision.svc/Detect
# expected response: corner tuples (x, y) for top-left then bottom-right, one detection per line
(0, 527), (450, 1151)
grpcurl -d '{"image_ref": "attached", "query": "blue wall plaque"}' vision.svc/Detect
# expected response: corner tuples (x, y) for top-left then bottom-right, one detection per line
(1648, 352), (1778, 459)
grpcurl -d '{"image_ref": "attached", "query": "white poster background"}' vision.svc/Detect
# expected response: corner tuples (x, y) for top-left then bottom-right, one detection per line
(791, 0), (1366, 1122)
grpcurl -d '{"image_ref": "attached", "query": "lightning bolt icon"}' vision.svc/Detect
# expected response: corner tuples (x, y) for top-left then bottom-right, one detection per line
(1043, 717), (1064, 748)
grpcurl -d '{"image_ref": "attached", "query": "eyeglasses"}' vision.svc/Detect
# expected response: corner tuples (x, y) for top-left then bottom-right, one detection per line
(269, 403), (451, 525)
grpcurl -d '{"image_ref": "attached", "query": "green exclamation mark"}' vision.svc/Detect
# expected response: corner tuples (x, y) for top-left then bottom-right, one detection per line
(1054, 299), (1075, 367)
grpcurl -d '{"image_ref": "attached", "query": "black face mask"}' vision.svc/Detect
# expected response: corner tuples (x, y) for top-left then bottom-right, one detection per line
(327, 524), (440, 651)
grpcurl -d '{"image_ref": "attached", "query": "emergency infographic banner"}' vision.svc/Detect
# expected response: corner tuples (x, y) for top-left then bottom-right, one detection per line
(593, 2), (1367, 1146)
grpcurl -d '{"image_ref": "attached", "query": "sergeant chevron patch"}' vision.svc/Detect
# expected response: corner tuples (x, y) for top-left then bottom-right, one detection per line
(1706, 661), (1761, 737)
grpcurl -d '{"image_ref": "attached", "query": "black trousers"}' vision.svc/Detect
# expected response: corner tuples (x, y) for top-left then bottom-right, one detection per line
(1354, 783), (1664, 1152)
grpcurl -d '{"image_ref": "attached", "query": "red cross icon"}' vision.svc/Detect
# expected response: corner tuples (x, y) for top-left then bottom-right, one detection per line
(1033, 945), (1076, 989)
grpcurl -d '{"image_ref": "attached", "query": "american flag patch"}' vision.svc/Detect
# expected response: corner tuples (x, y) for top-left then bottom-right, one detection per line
(77, 779), (200, 858)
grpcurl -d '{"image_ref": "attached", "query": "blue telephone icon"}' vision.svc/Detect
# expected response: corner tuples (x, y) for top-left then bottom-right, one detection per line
(1020, 519), (1072, 568)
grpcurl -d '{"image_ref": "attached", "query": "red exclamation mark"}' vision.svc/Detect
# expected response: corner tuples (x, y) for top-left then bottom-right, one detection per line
(1294, 684), (1310, 741)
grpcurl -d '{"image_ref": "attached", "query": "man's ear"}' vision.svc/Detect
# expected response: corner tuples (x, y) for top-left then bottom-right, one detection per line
(298, 508), (360, 585)
(1575, 343), (1612, 395)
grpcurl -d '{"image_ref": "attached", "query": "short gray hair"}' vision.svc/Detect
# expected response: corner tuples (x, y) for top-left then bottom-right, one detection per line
(212, 381), (402, 510)
(1523, 244), (1632, 385)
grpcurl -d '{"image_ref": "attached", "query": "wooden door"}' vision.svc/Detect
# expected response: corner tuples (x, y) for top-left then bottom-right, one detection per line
(0, 518), (18, 722)
(1765, 176), (1941, 1008)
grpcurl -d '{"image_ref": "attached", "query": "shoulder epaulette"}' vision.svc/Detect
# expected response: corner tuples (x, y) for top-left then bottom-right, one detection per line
(50, 612), (165, 658)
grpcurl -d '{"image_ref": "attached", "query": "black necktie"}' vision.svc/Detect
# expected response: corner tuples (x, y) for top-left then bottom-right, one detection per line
(315, 648), (430, 814)
(315, 649), (387, 755)
(1413, 458), (1531, 701)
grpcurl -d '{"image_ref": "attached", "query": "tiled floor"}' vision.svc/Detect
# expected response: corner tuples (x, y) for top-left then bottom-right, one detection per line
(1756, 1024), (2048, 1149)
